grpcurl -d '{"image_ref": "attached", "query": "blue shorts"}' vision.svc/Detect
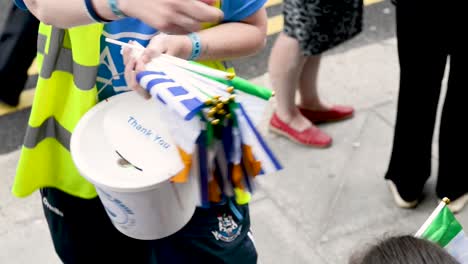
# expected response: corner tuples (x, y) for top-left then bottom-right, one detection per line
(40, 188), (257, 264)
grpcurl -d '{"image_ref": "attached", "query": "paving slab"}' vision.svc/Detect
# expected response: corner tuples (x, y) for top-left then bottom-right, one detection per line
(2, 35), (468, 264)
(250, 198), (326, 264)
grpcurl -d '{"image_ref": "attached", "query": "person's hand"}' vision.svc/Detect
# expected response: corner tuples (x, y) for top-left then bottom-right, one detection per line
(123, 35), (192, 98)
(138, 33), (192, 63)
(119, 0), (223, 34)
(123, 46), (149, 99)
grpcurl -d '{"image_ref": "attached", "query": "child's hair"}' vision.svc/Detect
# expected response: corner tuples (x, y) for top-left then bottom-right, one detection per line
(349, 235), (460, 264)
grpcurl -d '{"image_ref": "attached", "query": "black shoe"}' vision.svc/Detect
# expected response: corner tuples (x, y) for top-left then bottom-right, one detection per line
(386, 180), (419, 208)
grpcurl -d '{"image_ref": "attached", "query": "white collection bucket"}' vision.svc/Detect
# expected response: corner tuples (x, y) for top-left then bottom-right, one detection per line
(70, 91), (198, 240)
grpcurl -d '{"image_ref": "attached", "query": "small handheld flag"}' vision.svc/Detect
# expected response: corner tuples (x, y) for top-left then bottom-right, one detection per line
(106, 38), (283, 204)
(415, 198), (468, 263)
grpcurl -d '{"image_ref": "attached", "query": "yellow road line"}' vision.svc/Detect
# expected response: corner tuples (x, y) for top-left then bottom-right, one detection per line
(265, 0), (282, 8)
(267, 15), (284, 36)
(0, 89), (35, 116)
(9, 0), (384, 118)
(266, 0), (384, 36)
(27, 57), (38, 76)
(266, 0), (383, 8)
(364, 0), (384, 6)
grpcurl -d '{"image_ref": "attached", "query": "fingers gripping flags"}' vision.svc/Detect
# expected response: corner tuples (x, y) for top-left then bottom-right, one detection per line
(133, 62), (283, 205)
(137, 71), (205, 121)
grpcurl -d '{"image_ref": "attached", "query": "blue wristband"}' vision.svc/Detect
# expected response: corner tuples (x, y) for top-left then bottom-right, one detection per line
(187, 33), (202, 61)
(84, 0), (112, 23)
(108, 0), (127, 18)
(13, 0), (28, 11)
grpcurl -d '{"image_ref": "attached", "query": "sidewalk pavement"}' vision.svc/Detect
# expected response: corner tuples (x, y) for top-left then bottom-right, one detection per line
(2, 36), (467, 264)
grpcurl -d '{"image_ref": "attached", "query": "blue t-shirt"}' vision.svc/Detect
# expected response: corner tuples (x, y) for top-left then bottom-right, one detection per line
(13, 0), (266, 100)
(96, 19), (157, 100)
(13, 0), (264, 205)
(96, 0), (266, 101)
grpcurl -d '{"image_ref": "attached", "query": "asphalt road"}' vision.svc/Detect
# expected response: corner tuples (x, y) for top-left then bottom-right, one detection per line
(0, 0), (395, 155)
(5, 3), (467, 264)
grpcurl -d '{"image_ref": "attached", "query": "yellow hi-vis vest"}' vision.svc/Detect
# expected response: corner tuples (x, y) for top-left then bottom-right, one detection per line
(13, 24), (103, 198)
(13, 12), (246, 202)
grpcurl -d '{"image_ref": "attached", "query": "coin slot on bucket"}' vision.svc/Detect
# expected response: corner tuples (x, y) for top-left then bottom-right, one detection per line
(116, 151), (143, 171)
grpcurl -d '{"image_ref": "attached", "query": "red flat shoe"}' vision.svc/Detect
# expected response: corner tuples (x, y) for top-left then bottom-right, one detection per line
(299, 105), (354, 123)
(269, 113), (332, 148)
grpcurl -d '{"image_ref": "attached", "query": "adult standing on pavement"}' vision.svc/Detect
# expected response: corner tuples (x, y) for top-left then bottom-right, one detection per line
(268, 0), (363, 148)
(0, 3), (38, 107)
(385, 1), (468, 213)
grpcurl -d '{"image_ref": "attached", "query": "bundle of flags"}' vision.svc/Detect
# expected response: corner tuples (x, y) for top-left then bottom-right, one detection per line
(415, 198), (468, 263)
(108, 38), (282, 207)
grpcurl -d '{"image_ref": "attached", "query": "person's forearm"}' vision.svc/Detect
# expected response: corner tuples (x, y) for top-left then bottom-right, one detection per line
(196, 9), (267, 61)
(23, 0), (223, 33)
(23, 0), (117, 28)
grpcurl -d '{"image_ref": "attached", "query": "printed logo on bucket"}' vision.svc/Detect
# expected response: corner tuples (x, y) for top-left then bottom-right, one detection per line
(97, 188), (136, 229)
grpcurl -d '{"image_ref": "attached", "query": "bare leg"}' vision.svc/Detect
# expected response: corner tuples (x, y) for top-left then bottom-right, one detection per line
(268, 33), (311, 131)
(298, 55), (329, 111)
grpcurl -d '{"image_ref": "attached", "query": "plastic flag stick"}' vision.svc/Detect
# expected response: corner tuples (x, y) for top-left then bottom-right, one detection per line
(105, 38), (234, 80)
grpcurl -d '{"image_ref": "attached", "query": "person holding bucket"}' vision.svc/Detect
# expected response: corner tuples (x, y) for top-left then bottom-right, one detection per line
(11, 0), (267, 263)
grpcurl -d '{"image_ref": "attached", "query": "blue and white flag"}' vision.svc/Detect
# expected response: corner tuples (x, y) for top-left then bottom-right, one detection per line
(137, 70), (205, 121)
(234, 104), (282, 175)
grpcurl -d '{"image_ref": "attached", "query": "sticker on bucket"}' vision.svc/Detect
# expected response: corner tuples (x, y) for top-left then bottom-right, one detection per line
(97, 188), (136, 229)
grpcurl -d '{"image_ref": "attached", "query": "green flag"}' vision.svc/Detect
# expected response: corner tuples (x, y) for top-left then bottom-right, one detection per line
(416, 200), (468, 263)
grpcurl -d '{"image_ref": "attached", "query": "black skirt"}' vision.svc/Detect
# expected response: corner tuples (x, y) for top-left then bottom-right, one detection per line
(283, 0), (363, 55)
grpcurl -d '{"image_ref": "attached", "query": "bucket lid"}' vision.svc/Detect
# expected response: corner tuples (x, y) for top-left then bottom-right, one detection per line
(71, 92), (184, 193)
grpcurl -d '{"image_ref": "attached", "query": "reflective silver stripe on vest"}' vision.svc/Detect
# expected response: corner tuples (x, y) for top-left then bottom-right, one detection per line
(24, 117), (71, 150)
(37, 28), (98, 91)
(37, 33), (47, 55)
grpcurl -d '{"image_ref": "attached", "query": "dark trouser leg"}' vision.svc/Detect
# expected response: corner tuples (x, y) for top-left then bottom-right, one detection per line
(436, 28), (468, 200)
(41, 187), (257, 264)
(40, 188), (153, 264)
(384, 2), (448, 201)
(0, 6), (39, 106)
(153, 202), (257, 264)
